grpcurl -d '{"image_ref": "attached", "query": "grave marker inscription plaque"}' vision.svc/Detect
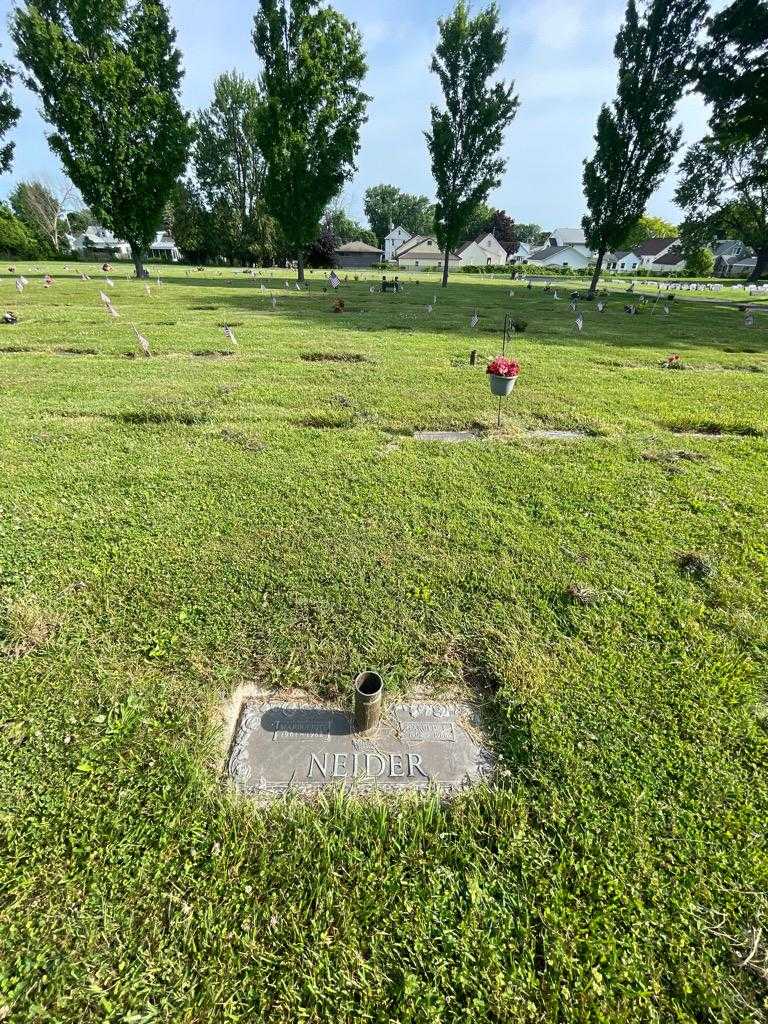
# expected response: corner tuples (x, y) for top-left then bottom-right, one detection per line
(228, 701), (491, 796)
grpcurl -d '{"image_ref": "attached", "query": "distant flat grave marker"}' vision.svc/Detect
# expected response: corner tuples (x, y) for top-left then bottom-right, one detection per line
(414, 430), (480, 443)
(228, 700), (491, 796)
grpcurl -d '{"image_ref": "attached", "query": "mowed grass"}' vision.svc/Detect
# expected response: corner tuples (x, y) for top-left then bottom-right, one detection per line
(1, 262), (767, 1023)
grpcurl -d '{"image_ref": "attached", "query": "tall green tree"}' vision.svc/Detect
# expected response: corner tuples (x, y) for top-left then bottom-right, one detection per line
(696, 0), (768, 149)
(363, 185), (435, 244)
(194, 72), (274, 264)
(0, 47), (20, 173)
(166, 180), (216, 264)
(676, 135), (768, 281)
(325, 207), (378, 248)
(12, 0), (192, 277)
(511, 222), (544, 245)
(619, 214), (678, 250)
(582, 0), (707, 293)
(252, 0), (370, 282)
(488, 209), (516, 253)
(426, 1), (519, 287)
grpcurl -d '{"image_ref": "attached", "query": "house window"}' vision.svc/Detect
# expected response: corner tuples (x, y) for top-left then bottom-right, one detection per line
(415, 261), (419, 267)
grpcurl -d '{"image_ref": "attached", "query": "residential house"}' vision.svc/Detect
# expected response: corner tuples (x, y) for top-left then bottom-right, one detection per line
(546, 228), (592, 259)
(606, 250), (641, 272)
(712, 240), (751, 276)
(730, 255), (758, 278)
(632, 237), (678, 268)
(647, 245), (686, 274)
(507, 241), (532, 265)
(66, 226), (132, 260)
(527, 244), (592, 270)
(384, 226), (411, 262)
(334, 240), (384, 269)
(455, 231), (507, 267)
(393, 235), (462, 270)
(149, 230), (180, 263)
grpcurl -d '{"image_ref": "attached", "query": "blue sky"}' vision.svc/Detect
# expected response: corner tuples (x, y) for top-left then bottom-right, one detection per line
(1, 0), (722, 231)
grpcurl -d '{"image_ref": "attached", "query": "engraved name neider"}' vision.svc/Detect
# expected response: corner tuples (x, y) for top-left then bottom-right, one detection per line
(307, 751), (429, 781)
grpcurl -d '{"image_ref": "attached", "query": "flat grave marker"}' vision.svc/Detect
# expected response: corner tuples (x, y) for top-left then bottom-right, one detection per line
(228, 700), (491, 797)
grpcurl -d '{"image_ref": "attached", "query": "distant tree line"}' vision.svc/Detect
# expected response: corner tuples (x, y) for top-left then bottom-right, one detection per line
(0, 0), (765, 281)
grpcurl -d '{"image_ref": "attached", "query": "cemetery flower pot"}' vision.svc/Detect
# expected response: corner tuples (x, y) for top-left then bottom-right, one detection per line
(354, 671), (383, 734)
(489, 373), (517, 397)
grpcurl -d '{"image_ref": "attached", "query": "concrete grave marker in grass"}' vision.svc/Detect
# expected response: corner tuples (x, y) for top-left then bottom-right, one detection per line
(227, 699), (491, 797)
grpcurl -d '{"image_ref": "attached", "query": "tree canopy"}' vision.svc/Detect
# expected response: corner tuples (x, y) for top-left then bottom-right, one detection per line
(619, 214), (678, 250)
(426, 0), (518, 286)
(10, 179), (77, 253)
(12, 0), (192, 276)
(676, 135), (768, 280)
(253, 0), (370, 281)
(193, 72), (275, 264)
(696, 0), (768, 149)
(582, 0), (707, 292)
(363, 185), (435, 244)
(0, 47), (20, 174)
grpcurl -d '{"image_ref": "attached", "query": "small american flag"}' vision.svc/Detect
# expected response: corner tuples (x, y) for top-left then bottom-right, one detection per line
(156, 277), (162, 286)
(222, 324), (238, 345)
(106, 302), (119, 319)
(426, 304), (433, 314)
(15, 279), (24, 293)
(284, 281), (289, 289)
(20, 276), (28, 286)
(80, 273), (89, 281)
(271, 296), (277, 308)
(295, 283), (302, 291)
(260, 284), (266, 292)
(99, 291), (111, 304)
(433, 294), (437, 304)
(569, 301), (576, 312)
(553, 291), (559, 300)
(470, 311), (479, 329)
(132, 324), (151, 357)
(575, 315), (584, 332)
(663, 305), (670, 315)
(597, 302), (605, 312)
(745, 313), (754, 327)
(329, 272), (340, 289)
(106, 278), (114, 288)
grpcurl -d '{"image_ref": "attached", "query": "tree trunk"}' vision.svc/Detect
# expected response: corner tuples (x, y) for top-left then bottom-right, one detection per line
(297, 251), (305, 284)
(748, 244), (768, 282)
(130, 243), (145, 279)
(441, 247), (449, 288)
(588, 246), (606, 294)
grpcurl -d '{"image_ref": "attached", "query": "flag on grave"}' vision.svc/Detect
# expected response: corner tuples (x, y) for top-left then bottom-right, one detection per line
(99, 291), (111, 304)
(106, 278), (114, 288)
(222, 324), (238, 345)
(426, 305), (433, 314)
(569, 301), (576, 312)
(745, 313), (754, 327)
(553, 291), (559, 300)
(470, 312), (479, 328)
(132, 324), (151, 356)
(508, 290), (514, 297)
(329, 272), (340, 289)
(575, 315), (584, 332)
(260, 284), (266, 292)
(105, 301), (119, 318)
(597, 302), (605, 312)
(663, 305), (670, 315)
(271, 296), (277, 308)
(295, 283), (301, 291)
(15, 279), (24, 293)
(284, 281), (289, 289)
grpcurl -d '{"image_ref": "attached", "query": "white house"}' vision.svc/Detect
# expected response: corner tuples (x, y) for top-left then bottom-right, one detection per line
(632, 237), (679, 268)
(527, 244), (592, 270)
(66, 226), (132, 260)
(149, 230), (180, 262)
(546, 228), (592, 259)
(393, 235), (462, 270)
(648, 246), (686, 273)
(384, 225), (412, 262)
(606, 249), (641, 272)
(455, 231), (507, 267)
(507, 241), (532, 265)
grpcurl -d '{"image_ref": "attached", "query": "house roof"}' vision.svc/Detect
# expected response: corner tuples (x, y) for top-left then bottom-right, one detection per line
(150, 231), (177, 250)
(609, 250), (630, 260)
(652, 246), (685, 266)
(384, 225), (410, 240)
(732, 256), (757, 268)
(393, 235), (460, 260)
(713, 239), (743, 257)
(550, 228), (586, 245)
(455, 232), (501, 255)
(529, 245), (578, 261)
(335, 240), (384, 254)
(632, 237), (678, 257)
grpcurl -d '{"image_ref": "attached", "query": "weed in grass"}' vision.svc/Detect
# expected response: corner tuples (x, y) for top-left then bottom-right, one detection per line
(565, 582), (599, 605)
(191, 350), (235, 358)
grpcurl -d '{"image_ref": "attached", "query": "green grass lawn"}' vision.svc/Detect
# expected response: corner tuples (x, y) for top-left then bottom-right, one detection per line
(1, 262), (767, 1023)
